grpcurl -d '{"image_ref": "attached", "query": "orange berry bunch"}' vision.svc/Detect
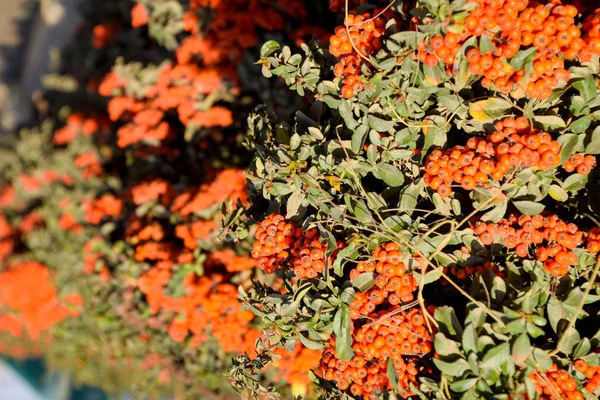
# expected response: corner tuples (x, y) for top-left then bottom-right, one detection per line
(466, 0), (580, 98)
(529, 363), (583, 400)
(349, 242), (417, 315)
(586, 227), (600, 254)
(424, 117), (561, 197)
(574, 359), (600, 394)
(251, 214), (301, 273)
(563, 153), (596, 175)
(582, 8), (600, 60)
(330, 12), (387, 98)
(317, 308), (430, 398)
(417, 32), (463, 68)
(471, 213), (584, 276)
(251, 214), (333, 278)
(418, 0), (600, 99)
(289, 229), (327, 279)
(440, 261), (503, 286)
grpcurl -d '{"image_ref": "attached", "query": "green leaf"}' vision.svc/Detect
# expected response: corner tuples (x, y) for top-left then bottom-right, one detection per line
(387, 31), (426, 49)
(586, 126), (600, 154)
(534, 115), (566, 131)
(569, 116), (592, 134)
(513, 200), (544, 215)
(512, 334), (530, 365)
(450, 378), (478, 393)
(376, 163), (404, 187)
(479, 35), (496, 54)
(434, 333), (461, 356)
(260, 40), (280, 57)
(558, 134), (579, 164)
(368, 115), (396, 132)
(435, 306), (463, 340)
(286, 190), (305, 219)
(462, 324), (479, 355)
(480, 200), (507, 222)
(469, 98), (512, 121)
(557, 327), (581, 355)
(480, 342), (510, 370)
(562, 173), (587, 192)
(433, 358), (471, 377)
(339, 100), (358, 130)
(509, 47), (537, 70)
(351, 273), (375, 292)
(351, 124), (369, 154)
(387, 357), (401, 391)
(299, 333), (326, 350)
(333, 306), (355, 361)
(572, 73), (597, 102)
(399, 182), (421, 215)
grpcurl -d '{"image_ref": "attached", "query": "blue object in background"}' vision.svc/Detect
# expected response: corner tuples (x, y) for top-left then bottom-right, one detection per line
(0, 357), (110, 400)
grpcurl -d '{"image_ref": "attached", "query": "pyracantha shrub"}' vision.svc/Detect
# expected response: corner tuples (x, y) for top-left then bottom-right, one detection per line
(225, 0), (600, 399)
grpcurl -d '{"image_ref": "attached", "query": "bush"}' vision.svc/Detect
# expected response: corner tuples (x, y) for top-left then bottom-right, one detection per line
(1, 0), (600, 399)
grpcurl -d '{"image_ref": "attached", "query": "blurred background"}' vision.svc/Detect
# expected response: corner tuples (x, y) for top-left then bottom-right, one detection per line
(0, 0), (80, 135)
(0, 1), (108, 398)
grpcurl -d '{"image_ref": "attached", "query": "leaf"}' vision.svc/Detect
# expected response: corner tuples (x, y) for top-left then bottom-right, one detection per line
(260, 40), (280, 57)
(434, 333), (461, 356)
(509, 47), (537, 70)
(513, 200), (545, 215)
(480, 200), (507, 222)
(462, 324), (479, 355)
(387, 31), (426, 49)
(479, 35), (496, 54)
(557, 327), (580, 355)
(569, 116), (592, 134)
(469, 98), (512, 121)
(512, 334), (530, 365)
(286, 190), (305, 219)
(368, 115), (396, 132)
(399, 182), (421, 215)
(558, 134), (579, 164)
(548, 185), (568, 202)
(387, 358), (400, 391)
(376, 163), (404, 187)
(534, 115), (566, 131)
(562, 173), (587, 192)
(433, 358), (471, 377)
(480, 342), (510, 370)
(339, 100), (358, 130)
(333, 306), (355, 361)
(299, 333), (326, 350)
(586, 126), (600, 154)
(435, 306), (463, 340)
(351, 124), (369, 154)
(450, 378), (478, 393)
(351, 273), (375, 292)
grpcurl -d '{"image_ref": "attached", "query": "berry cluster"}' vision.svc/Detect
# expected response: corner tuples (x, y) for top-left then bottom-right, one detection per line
(349, 242), (417, 313)
(290, 231), (327, 279)
(330, 12), (387, 98)
(471, 213), (584, 276)
(417, 0), (600, 99)
(574, 359), (600, 394)
(440, 261), (503, 286)
(563, 153), (596, 175)
(583, 8), (600, 59)
(529, 363), (583, 400)
(417, 32), (462, 68)
(586, 227), (600, 254)
(318, 308), (430, 397)
(424, 117), (561, 197)
(251, 214), (333, 278)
